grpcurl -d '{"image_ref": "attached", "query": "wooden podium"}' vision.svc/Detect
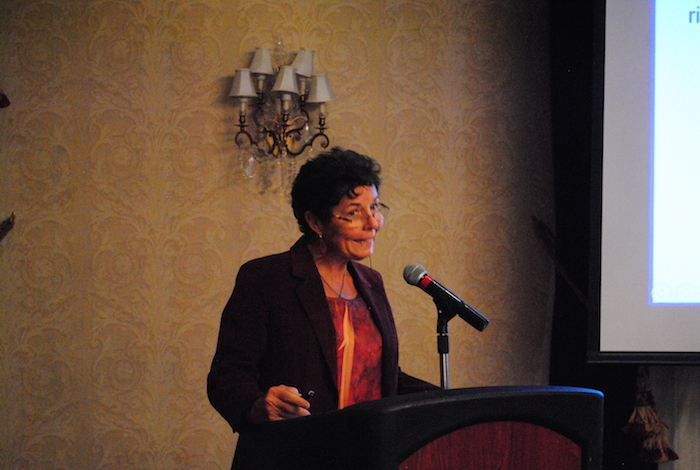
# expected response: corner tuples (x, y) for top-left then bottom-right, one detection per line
(232, 386), (604, 470)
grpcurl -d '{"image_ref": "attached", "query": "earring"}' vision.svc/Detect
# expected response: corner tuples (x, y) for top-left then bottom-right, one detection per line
(318, 233), (327, 254)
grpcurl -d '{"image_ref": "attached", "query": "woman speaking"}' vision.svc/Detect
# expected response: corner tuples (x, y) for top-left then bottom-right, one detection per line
(207, 147), (436, 445)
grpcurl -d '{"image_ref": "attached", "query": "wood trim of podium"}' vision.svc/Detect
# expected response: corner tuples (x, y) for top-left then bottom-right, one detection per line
(400, 421), (582, 469)
(232, 386), (604, 470)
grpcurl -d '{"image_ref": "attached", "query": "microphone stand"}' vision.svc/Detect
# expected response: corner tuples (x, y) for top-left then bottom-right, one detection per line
(435, 299), (457, 390)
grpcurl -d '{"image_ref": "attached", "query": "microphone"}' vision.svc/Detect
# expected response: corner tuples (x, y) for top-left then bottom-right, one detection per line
(403, 263), (489, 331)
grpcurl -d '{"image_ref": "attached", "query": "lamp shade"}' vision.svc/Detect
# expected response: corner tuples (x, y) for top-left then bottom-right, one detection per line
(250, 48), (274, 75)
(229, 69), (257, 98)
(271, 65), (300, 95)
(307, 74), (335, 103)
(291, 48), (314, 78)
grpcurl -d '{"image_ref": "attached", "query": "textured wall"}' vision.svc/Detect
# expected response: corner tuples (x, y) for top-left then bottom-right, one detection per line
(0, 0), (552, 467)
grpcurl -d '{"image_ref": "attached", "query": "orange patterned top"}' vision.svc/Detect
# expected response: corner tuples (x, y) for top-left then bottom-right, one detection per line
(327, 296), (383, 409)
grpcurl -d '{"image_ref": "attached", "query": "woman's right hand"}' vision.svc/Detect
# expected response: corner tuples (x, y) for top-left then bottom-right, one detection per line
(247, 385), (311, 425)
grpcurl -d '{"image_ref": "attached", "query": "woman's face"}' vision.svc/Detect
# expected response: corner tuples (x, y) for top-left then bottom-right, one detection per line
(322, 185), (383, 261)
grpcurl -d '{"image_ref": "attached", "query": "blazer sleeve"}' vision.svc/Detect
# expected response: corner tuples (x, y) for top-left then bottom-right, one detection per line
(207, 260), (271, 433)
(207, 245), (340, 433)
(398, 368), (440, 394)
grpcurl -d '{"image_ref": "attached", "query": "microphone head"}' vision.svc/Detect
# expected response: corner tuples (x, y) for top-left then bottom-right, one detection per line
(403, 263), (428, 286)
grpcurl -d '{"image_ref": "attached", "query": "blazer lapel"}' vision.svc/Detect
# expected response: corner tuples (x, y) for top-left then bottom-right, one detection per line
(350, 261), (399, 397)
(290, 239), (339, 388)
(350, 262), (392, 341)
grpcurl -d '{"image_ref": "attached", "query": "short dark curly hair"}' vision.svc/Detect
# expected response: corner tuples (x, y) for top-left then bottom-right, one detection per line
(291, 147), (382, 236)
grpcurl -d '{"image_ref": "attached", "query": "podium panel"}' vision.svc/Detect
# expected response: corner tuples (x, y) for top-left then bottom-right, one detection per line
(232, 386), (603, 470)
(400, 421), (581, 470)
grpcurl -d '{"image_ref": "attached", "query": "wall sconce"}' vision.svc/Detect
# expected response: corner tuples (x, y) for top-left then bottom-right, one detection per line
(230, 46), (335, 188)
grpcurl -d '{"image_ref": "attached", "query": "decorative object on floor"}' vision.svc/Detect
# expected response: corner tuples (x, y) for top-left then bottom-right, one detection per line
(623, 365), (679, 463)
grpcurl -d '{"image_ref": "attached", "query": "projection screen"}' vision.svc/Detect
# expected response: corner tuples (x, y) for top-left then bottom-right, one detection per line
(590, 0), (700, 363)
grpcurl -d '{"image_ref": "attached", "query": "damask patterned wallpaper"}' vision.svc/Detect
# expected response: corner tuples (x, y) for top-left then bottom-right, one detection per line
(0, 0), (552, 467)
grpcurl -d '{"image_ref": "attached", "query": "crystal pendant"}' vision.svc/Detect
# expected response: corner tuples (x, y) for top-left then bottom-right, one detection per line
(242, 146), (264, 180)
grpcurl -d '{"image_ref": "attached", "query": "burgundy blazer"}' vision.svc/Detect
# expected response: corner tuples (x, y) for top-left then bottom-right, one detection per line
(207, 236), (436, 433)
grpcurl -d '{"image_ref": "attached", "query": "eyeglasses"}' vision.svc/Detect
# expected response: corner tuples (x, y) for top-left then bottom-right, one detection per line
(333, 202), (390, 226)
